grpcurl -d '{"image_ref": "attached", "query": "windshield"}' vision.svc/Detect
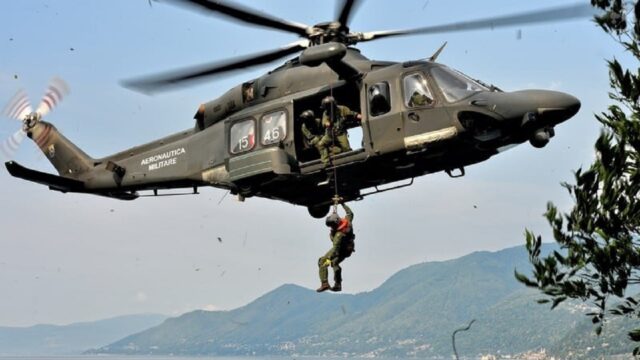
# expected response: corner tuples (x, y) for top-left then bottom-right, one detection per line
(431, 66), (489, 102)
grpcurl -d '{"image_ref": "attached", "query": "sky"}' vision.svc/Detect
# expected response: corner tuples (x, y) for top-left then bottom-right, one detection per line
(0, 0), (622, 327)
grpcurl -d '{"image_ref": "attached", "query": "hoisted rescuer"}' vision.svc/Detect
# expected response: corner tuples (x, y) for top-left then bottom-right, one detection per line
(317, 197), (356, 293)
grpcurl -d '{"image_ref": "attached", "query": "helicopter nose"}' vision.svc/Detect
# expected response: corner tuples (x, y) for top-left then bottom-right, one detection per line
(463, 90), (581, 148)
(495, 90), (581, 124)
(527, 90), (580, 123)
(496, 90), (580, 148)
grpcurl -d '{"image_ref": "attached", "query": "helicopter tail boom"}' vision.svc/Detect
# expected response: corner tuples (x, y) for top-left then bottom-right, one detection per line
(27, 120), (94, 179)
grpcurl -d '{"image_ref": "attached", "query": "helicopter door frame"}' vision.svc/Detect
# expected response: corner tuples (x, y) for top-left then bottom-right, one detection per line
(401, 70), (454, 151)
(293, 85), (367, 168)
(363, 78), (404, 155)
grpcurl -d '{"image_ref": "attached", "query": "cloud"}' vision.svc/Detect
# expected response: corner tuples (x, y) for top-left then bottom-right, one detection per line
(202, 304), (219, 312)
(134, 291), (148, 303)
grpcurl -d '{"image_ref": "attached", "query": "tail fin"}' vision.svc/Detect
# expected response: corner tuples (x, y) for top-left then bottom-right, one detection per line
(27, 120), (94, 178)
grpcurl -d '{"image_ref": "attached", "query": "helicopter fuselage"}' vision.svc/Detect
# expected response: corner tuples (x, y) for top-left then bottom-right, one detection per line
(6, 48), (580, 217)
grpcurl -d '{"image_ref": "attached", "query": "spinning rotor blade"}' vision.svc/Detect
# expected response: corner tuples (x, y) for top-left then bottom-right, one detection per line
(35, 77), (70, 116)
(336, 0), (362, 28)
(357, 3), (596, 43)
(123, 40), (309, 94)
(0, 129), (26, 160)
(167, 0), (309, 36)
(3, 89), (32, 120)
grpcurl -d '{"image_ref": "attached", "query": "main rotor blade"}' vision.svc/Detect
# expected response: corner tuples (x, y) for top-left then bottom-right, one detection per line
(122, 40), (309, 94)
(358, 3), (596, 43)
(336, 0), (362, 28)
(167, 0), (309, 37)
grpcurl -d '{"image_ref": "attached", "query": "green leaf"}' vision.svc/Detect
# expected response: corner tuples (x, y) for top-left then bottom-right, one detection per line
(551, 296), (567, 310)
(630, 328), (640, 342)
(514, 270), (538, 287)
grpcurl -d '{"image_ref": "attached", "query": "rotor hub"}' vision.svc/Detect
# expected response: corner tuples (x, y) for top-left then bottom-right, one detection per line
(308, 21), (350, 45)
(22, 112), (41, 131)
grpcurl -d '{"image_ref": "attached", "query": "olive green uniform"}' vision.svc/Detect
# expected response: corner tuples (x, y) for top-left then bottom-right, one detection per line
(301, 122), (320, 147)
(317, 105), (359, 165)
(318, 203), (354, 285)
(408, 91), (432, 107)
(302, 119), (340, 160)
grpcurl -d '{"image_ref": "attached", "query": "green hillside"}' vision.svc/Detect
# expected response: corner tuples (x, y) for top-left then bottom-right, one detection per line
(91, 245), (634, 358)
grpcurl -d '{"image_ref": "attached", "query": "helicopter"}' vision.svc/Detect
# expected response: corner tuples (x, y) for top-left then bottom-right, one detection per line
(3, 0), (588, 218)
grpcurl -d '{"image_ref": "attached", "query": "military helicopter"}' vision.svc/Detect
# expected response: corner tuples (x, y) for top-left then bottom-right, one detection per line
(4, 0), (588, 218)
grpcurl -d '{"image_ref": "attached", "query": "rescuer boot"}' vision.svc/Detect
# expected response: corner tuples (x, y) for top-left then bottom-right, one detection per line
(316, 282), (331, 293)
(331, 282), (342, 292)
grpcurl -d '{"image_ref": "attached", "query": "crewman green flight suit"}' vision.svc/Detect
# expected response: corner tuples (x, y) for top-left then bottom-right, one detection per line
(317, 105), (359, 165)
(301, 122), (320, 147)
(318, 203), (354, 286)
(302, 119), (340, 160)
(409, 91), (432, 107)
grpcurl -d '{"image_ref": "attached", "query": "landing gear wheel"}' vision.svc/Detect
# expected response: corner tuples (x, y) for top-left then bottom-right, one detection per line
(307, 204), (330, 219)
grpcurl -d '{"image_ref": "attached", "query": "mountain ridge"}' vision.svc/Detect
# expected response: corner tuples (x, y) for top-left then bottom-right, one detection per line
(0, 313), (167, 355)
(93, 244), (623, 358)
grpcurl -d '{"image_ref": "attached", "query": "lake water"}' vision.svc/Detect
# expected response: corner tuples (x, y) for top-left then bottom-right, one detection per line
(0, 356), (632, 360)
(0, 357), (351, 360)
(0, 358), (328, 360)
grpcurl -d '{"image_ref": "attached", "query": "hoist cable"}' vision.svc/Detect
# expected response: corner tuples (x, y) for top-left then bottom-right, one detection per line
(329, 88), (340, 213)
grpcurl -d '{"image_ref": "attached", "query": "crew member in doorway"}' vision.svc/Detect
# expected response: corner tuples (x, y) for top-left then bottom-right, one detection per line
(317, 199), (355, 293)
(317, 96), (361, 166)
(300, 110), (321, 149)
(301, 109), (340, 161)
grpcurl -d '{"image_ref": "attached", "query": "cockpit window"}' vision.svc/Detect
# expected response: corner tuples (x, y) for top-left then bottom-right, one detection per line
(242, 82), (255, 103)
(403, 73), (434, 108)
(430, 66), (489, 103)
(368, 82), (391, 116)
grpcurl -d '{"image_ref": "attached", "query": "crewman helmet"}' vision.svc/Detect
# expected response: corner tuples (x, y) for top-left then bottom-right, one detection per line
(325, 213), (340, 228)
(300, 110), (315, 122)
(321, 96), (336, 111)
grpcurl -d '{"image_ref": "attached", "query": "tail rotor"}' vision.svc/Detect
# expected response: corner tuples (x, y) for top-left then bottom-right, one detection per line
(1, 77), (69, 159)
(0, 129), (27, 159)
(35, 77), (70, 117)
(3, 89), (33, 121)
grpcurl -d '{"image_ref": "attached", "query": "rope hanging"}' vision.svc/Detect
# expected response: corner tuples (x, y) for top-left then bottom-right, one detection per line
(329, 87), (340, 214)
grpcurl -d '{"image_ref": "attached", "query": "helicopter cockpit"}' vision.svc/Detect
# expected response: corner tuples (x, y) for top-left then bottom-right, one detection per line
(429, 65), (494, 102)
(403, 72), (435, 108)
